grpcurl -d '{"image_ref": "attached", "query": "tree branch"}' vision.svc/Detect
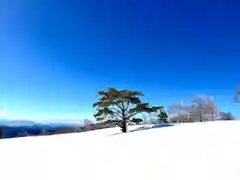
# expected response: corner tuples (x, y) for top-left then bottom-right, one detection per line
(121, 97), (125, 113)
(104, 93), (123, 111)
(116, 121), (122, 128)
(109, 108), (123, 119)
(126, 112), (138, 120)
(125, 100), (130, 111)
(113, 101), (123, 111)
(109, 107), (121, 113)
(114, 112), (124, 119)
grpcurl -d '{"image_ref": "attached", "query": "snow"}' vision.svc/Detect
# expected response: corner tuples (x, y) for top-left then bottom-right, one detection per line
(1, 121), (240, 180)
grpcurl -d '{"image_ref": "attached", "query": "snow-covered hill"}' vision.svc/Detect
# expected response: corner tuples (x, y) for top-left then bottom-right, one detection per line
(0, 121), (240, 180)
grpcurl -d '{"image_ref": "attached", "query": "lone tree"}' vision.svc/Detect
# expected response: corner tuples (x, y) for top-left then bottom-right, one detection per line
(93, 88), (161, 133)
(157, 107), (168, 124)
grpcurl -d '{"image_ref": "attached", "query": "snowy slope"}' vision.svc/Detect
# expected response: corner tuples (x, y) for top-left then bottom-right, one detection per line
(0, 121), (240, 180)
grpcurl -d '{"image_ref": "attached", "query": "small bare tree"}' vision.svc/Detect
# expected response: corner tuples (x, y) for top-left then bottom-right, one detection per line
(168, 102), (185, 123)
(168, 95), (219, 123)
(234, 86), (240, 102)
(189, 95), (219, 122)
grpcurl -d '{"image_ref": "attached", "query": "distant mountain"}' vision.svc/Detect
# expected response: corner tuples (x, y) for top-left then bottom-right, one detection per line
(0, 120), (37, 127)
(43, 120), (84, 125)
(0, 119), (85, 127)
(0, 120), (86, 139)
(0, 118), (94, 139)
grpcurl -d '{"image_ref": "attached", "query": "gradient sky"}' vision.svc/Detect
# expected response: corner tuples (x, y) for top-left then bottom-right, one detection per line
(1, 0), (240, 121)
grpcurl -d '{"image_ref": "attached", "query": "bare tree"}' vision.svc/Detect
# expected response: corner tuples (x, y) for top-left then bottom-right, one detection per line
(234, 86), (240, 102)
(190, 95), (205, 122)
(203, 96), (219, 120)
(168, 102), (185, 123)
(189, 95), (219, 122)
(168, 95), (219, 123)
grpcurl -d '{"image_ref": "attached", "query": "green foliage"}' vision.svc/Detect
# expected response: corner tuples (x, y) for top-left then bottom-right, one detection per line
(103, 119), (121, 126)
(157, 107), (169, 124)
(93, 88), (161, 132)
(131, 118), (143, 125)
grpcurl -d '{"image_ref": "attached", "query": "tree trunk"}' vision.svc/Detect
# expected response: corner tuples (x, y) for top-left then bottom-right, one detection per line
(163, 119), (168, 124)
(121, 119), (127, 133)
(200, 106), (203, 122)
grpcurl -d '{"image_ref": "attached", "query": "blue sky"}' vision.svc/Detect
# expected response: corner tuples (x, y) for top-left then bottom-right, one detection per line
(1, 0), (240, 121)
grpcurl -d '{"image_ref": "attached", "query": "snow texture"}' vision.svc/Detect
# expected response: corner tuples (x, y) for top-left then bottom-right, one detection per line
(0, 121), (240, 180)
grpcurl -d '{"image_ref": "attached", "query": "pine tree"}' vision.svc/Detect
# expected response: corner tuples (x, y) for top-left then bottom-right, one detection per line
(157, 108), (168, 124)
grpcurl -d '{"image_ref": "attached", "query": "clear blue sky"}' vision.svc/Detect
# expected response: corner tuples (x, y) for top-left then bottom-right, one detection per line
(1, 0), (240, 121)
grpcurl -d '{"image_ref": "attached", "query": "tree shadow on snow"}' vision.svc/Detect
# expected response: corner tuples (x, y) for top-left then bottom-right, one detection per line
(111, 126), (152, 136)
